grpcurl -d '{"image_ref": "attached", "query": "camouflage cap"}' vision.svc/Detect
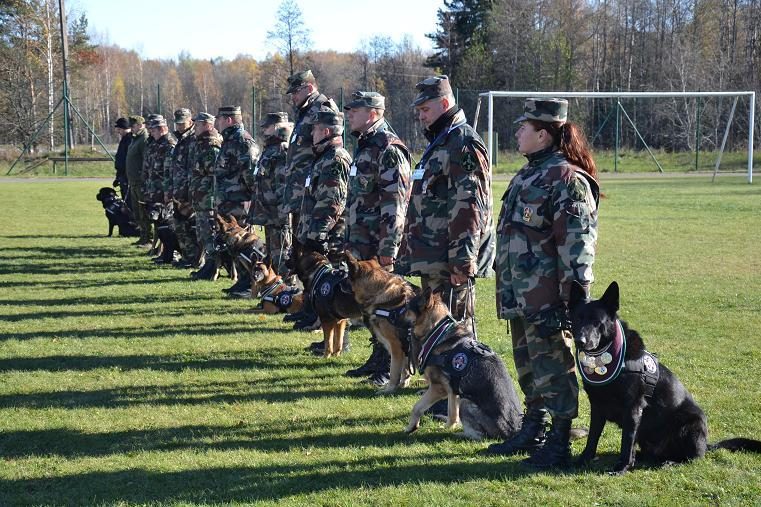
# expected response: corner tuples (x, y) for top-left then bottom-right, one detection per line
(260, 112), (289, 127)
(286, 70), (316, 94)
(217, 106), (241, 117)
(344, 91), (385, 110)
(173, 108), (192, 123)
(147, 117), (167, 128)
(514, 98), (568, 124)
(114, 117), (129, 129)
(128, 115), (145, 126)
(411, 75), (453, 107)
(192, 112), (215, 123)
(310, 110), (344, 127)
(146, 114), (163, 121)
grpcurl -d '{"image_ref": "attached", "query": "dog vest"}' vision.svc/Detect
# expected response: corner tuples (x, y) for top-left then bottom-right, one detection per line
(578, 319), (660, 398)
(261, 282), (302, 312)
(426, 339), (497, 394)
(310, 264), (351, 320)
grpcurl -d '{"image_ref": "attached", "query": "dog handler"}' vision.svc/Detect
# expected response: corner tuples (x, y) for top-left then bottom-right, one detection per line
(486, 98), (600, 468)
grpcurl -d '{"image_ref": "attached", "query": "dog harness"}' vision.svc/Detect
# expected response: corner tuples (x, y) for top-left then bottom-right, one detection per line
(426, 340), (497, 394)
(373, 303), (414, 368)
(417, 315), (458, 373)
(310, 264), (351, 320)
(237, 242), (266, 266)
(577, 319), (660, 398)
(261, 282), (302, 312)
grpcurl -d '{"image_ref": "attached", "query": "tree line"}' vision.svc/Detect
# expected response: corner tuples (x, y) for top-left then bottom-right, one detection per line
(1, 0), (759, 159)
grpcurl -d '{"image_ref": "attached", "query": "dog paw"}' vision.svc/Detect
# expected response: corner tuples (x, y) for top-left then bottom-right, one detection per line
(404, 424), (419, 434)
(609, 462), (631, 475)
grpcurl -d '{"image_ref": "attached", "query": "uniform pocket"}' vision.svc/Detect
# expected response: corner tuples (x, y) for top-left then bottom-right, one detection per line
(511, 185), (550, 230)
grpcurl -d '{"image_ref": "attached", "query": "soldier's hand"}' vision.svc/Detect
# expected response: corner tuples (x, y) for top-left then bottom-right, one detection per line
(450, 273), (469, 287)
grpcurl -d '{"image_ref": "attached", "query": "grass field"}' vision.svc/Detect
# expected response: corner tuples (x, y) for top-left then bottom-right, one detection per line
(1, 176), (760, 506)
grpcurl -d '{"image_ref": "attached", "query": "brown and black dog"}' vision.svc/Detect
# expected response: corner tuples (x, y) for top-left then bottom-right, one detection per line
(399, 286), (523, 440)
(215, 214), (266, 283)
(344, 251), (418, 394)
(249, 257), (304, 315)
(290, 246), (362, 358)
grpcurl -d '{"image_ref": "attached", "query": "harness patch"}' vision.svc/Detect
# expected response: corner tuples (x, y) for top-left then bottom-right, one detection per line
(451, 352), (468, 372)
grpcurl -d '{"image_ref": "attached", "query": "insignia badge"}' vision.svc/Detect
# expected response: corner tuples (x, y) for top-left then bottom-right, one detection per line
(568, 178), (587, 201)
(600, 352), (613, 365)
(643, 354), (657, 374)
(594, 365), (607, 375)
(461, 150), (477, 173)
(280, 294), (291, 306)
(451, 352), (468, 372)
(320, 282), (331, 297)
(522, 207), (533, 222)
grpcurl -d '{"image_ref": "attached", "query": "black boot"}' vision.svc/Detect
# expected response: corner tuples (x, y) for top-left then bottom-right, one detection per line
(227, 276), (252, 299)
(311, 331), (352, 355)
(222, 275), (250, 294)
(522, 417), (572, 469)
(367, 345), (391, 386)
(483, 409), (548, 456)
(345, 340), (387, 377)
(285, 311), (306, 323)
(190, 259), (218, 281)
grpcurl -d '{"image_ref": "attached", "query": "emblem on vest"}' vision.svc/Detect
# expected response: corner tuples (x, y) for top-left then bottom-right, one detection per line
(320, 282), (331, 297)
(280, 293), (291, 306)
(522, 207), (533, 222)
(451, 352), (468, 372)
(643, 354), (657, 374)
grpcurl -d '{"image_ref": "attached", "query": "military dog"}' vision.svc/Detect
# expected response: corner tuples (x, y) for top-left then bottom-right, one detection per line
(344, 251), (418, 393)
(145, 202), (178, 262)
(95, 187), (138, 237)
(570, 281), (761, 474)
(214, 214), (266, 282)
(400, 286), (523, 440)
(290, 246), (362, 358)
(249, 256), (304, 315)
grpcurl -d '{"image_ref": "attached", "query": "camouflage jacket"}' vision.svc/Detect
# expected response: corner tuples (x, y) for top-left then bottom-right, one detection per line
(282, 91), (340, 214)
(214, 124), (259, 208)
(165, 125), (196, 203)
(296, 136), (350, 251)
(189, 129), (223, 211)
(495, 147), (599, 331)
(249, 131), (290, 226)
(144, 134), (176, 203)
(344, 118), (412, 260)
(140, 136), (156, 197)
(125, 128), (148, 181)
(401, 108), (493, 278)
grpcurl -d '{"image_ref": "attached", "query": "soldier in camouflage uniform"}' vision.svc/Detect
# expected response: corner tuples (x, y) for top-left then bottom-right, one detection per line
(402, 75), (494, 324)
(189, 112), (224, 281)
(248, 112), (292, 277)
(145, 117), (177, 263)
(484, 98), (600, 469)
(282, 70), (340, 238)
(165, 108), (199, 268)
(214, 106), (260, 296)
(342, 91), (412, 384)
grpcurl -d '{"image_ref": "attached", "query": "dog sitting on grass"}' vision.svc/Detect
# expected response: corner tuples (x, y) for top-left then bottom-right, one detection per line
(95, 187), (138, 237)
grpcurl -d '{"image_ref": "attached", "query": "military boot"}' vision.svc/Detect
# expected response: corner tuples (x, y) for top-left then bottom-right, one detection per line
(367, 346), (391, 386)
(345, 339), (387, 377)
(190, 258), (218, 281)
(522, 417), (572, 469)
(227, 276), (252, 299)
(483, 409), (548, 456)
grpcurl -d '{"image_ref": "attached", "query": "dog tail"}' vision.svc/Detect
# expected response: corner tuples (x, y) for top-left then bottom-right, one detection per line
(709, 438), (761, 453)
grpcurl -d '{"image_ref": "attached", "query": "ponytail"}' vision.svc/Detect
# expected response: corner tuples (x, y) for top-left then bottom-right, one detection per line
(527, 120), (597, 180)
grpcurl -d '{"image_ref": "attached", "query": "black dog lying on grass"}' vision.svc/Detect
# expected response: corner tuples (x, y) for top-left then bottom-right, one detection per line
(569, 281), (761, 474)
(95, 187), (138, 237)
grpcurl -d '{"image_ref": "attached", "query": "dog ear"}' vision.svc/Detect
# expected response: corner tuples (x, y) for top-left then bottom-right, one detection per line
(569, 281), (589, 309)
(423, 286), (436, 310)
(263, 254), (272, 268)
(344, 250), (360, 279)
(600, 281), (620, 314)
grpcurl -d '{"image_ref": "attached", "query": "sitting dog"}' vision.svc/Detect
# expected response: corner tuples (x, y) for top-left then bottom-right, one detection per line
(290, 246), (362, 358)
(95, 187), (138, 237)
(250, 257), (304, 315)
(344, 251), (418, 393)
(145, 202), (179, 264)
(570, 281), (761, 474)
(215, 214), (266, 283)
(400, 287), (523, 440)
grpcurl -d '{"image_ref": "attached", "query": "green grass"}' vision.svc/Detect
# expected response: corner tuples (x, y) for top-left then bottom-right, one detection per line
(1, 176), (760, 505)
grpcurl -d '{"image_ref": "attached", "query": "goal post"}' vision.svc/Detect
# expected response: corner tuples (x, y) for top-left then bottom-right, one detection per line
(474, 91), (755, 183)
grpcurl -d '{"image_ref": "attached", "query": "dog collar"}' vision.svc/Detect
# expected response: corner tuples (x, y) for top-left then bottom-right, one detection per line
(577, 319), (627, 386)
(259, 277), (286, 299)
(374, 305), (407, 326)
(417, 315), (457, 373)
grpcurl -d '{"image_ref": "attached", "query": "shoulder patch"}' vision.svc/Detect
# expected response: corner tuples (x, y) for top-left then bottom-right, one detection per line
(382, 147), (400, 169)
(568, 177), (587, 201)
(461, 149), (478, 173)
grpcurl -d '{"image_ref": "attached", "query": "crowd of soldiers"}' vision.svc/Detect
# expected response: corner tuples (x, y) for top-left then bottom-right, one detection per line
(112, 70), (493, 388)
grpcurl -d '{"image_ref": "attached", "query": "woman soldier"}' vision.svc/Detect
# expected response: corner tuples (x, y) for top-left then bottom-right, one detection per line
(485, 98), (600, 468)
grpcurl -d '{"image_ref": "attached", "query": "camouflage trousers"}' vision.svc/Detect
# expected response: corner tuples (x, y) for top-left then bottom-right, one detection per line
(264, 225), (291, 277)
(128, 176), (150, 241)
(193, 206), (216, 255)
(509, 317), (578, 419)
(173, 212), (200, 263)
(421, 275), (476, 324)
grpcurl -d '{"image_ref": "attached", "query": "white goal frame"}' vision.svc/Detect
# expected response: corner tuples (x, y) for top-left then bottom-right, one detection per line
(474, 91), (755, 183)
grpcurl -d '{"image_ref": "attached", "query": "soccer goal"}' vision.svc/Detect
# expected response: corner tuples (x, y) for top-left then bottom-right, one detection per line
(473, 91), (755, 183)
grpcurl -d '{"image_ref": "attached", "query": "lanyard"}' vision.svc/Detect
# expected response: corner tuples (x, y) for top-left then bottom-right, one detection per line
(417, 120), (467, 170)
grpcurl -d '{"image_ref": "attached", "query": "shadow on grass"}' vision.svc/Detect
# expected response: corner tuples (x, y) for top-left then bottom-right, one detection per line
(0, 276), (191, 290)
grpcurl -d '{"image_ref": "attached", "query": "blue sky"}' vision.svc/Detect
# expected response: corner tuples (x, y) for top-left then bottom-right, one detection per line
(71, 0), (443, 61)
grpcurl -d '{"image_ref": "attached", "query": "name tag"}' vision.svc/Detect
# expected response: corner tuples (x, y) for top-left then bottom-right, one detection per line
(290, 133), (297, 144)
(412, 167), (425, 180)
(252, 164), (260, 176)
(349, 164), (357, 177)
(304, 175), (311, 187)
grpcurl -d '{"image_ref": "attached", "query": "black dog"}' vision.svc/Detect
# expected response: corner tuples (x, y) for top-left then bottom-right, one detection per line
(95, 187), (138, 237)
(569, 281), (761, 474)
(145, 202), (179, 264)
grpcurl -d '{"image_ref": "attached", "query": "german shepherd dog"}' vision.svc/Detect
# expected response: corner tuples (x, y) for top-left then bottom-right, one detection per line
(214, 214), (266, 282)
(249, 256), (304, 315)
(570, 281), (761, 474)
(145, 202), (178, 260)
(399, 287), (523, 440)
(344, 251), (418, 394)
(96, 187), (138, 237)
(289, 246), (362, 358)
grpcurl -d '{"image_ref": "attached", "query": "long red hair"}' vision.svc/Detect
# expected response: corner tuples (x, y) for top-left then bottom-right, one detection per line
(528, 120), (597, 180)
